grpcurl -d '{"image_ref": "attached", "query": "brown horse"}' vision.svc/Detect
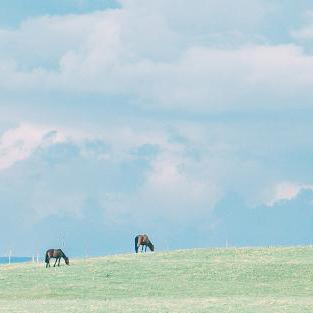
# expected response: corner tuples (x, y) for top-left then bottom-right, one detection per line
(135, 234), (154, 253)
(45, 249), (69, 268)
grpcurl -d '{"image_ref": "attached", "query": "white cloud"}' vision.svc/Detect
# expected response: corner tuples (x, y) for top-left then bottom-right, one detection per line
(1, 1), (313, 227)
(292, 27), (313, 40)
(118, 0), (268, 34)
(267, 182), (313, 206)
(0, 121), (220, 223)
(142, 153), (220, 216)
(291, 11), (313, 40)
(2, 1), (313, 112)
(0, 123), (62, 170)
(0, 118), (312, 231)
(0, 120), (178, 171)
(0, 12), (113, 67)
(102, 150), (222, 224)
(4, 44), (313, 113)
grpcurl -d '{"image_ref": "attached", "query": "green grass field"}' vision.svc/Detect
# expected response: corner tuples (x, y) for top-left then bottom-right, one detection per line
(1, 247), (313, 313)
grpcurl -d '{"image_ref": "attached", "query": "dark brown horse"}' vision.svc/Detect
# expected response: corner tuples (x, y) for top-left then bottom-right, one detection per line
(45, 249), (69, 268)
(135, 234), (154, 253)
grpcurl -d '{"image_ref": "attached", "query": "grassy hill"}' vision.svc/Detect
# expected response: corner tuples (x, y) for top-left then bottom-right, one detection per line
(1, 247), (313, 313)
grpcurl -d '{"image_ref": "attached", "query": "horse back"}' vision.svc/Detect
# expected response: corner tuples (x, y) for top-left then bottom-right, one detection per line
(138, 234), (149, 245)
(46, 249), (62, 258)
(143, 234), (150, 244)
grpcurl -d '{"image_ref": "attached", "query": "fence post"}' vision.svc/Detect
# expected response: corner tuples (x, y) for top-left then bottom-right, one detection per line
(8, 249), (12, 265)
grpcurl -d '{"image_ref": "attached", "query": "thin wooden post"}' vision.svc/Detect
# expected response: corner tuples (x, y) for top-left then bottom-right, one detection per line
(8, 250), (12, 265)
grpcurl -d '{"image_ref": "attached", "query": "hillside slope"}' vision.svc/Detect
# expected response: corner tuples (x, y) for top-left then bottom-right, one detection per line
(1, 247), (313, 313)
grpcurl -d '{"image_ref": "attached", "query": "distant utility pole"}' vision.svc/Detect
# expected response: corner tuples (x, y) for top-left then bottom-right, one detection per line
(8, 249), (12, 265)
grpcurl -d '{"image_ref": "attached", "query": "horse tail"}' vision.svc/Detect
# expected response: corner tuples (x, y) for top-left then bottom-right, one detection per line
(135, 236), (139, 253)
(45, 251), (49, 263)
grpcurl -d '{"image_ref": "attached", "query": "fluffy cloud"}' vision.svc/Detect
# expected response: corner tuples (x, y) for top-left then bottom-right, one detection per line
(1, 1), (313, 112)
(291, 11), (313, 40)
(118, 151), (220, 223)
(267, 182), (313, 206)
(0, 121), (222, 228)
(0, 123), (66, 170)
(1, 1), (313, 254)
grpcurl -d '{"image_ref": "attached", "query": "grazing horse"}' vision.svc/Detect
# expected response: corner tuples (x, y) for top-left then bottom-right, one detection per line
(135, 234), (154, 253)
(45, 249), (69, 268)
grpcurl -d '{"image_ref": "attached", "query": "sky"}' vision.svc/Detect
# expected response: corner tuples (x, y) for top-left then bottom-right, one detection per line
(1, 0), (313, 257)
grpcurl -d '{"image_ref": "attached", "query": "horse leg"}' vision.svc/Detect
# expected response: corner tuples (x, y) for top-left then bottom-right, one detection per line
(145, 245), (147, 252)
(46, 258), (49, 268)
(141, 245), (144, 253)
(53, 258), (58, 267)
(58, 257), (61, 266)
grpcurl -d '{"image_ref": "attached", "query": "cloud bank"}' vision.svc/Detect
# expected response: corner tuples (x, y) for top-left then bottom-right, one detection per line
(1, 1), (313, 112)
(0, 0), (313, 255)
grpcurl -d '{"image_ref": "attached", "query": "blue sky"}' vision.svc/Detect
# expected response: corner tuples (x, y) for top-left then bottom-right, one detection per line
(1, 0), (313, 256)
(0, 0), (118, 27)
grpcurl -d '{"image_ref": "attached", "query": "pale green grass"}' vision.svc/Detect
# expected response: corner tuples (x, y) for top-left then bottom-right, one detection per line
(1, 247), (313, 312)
